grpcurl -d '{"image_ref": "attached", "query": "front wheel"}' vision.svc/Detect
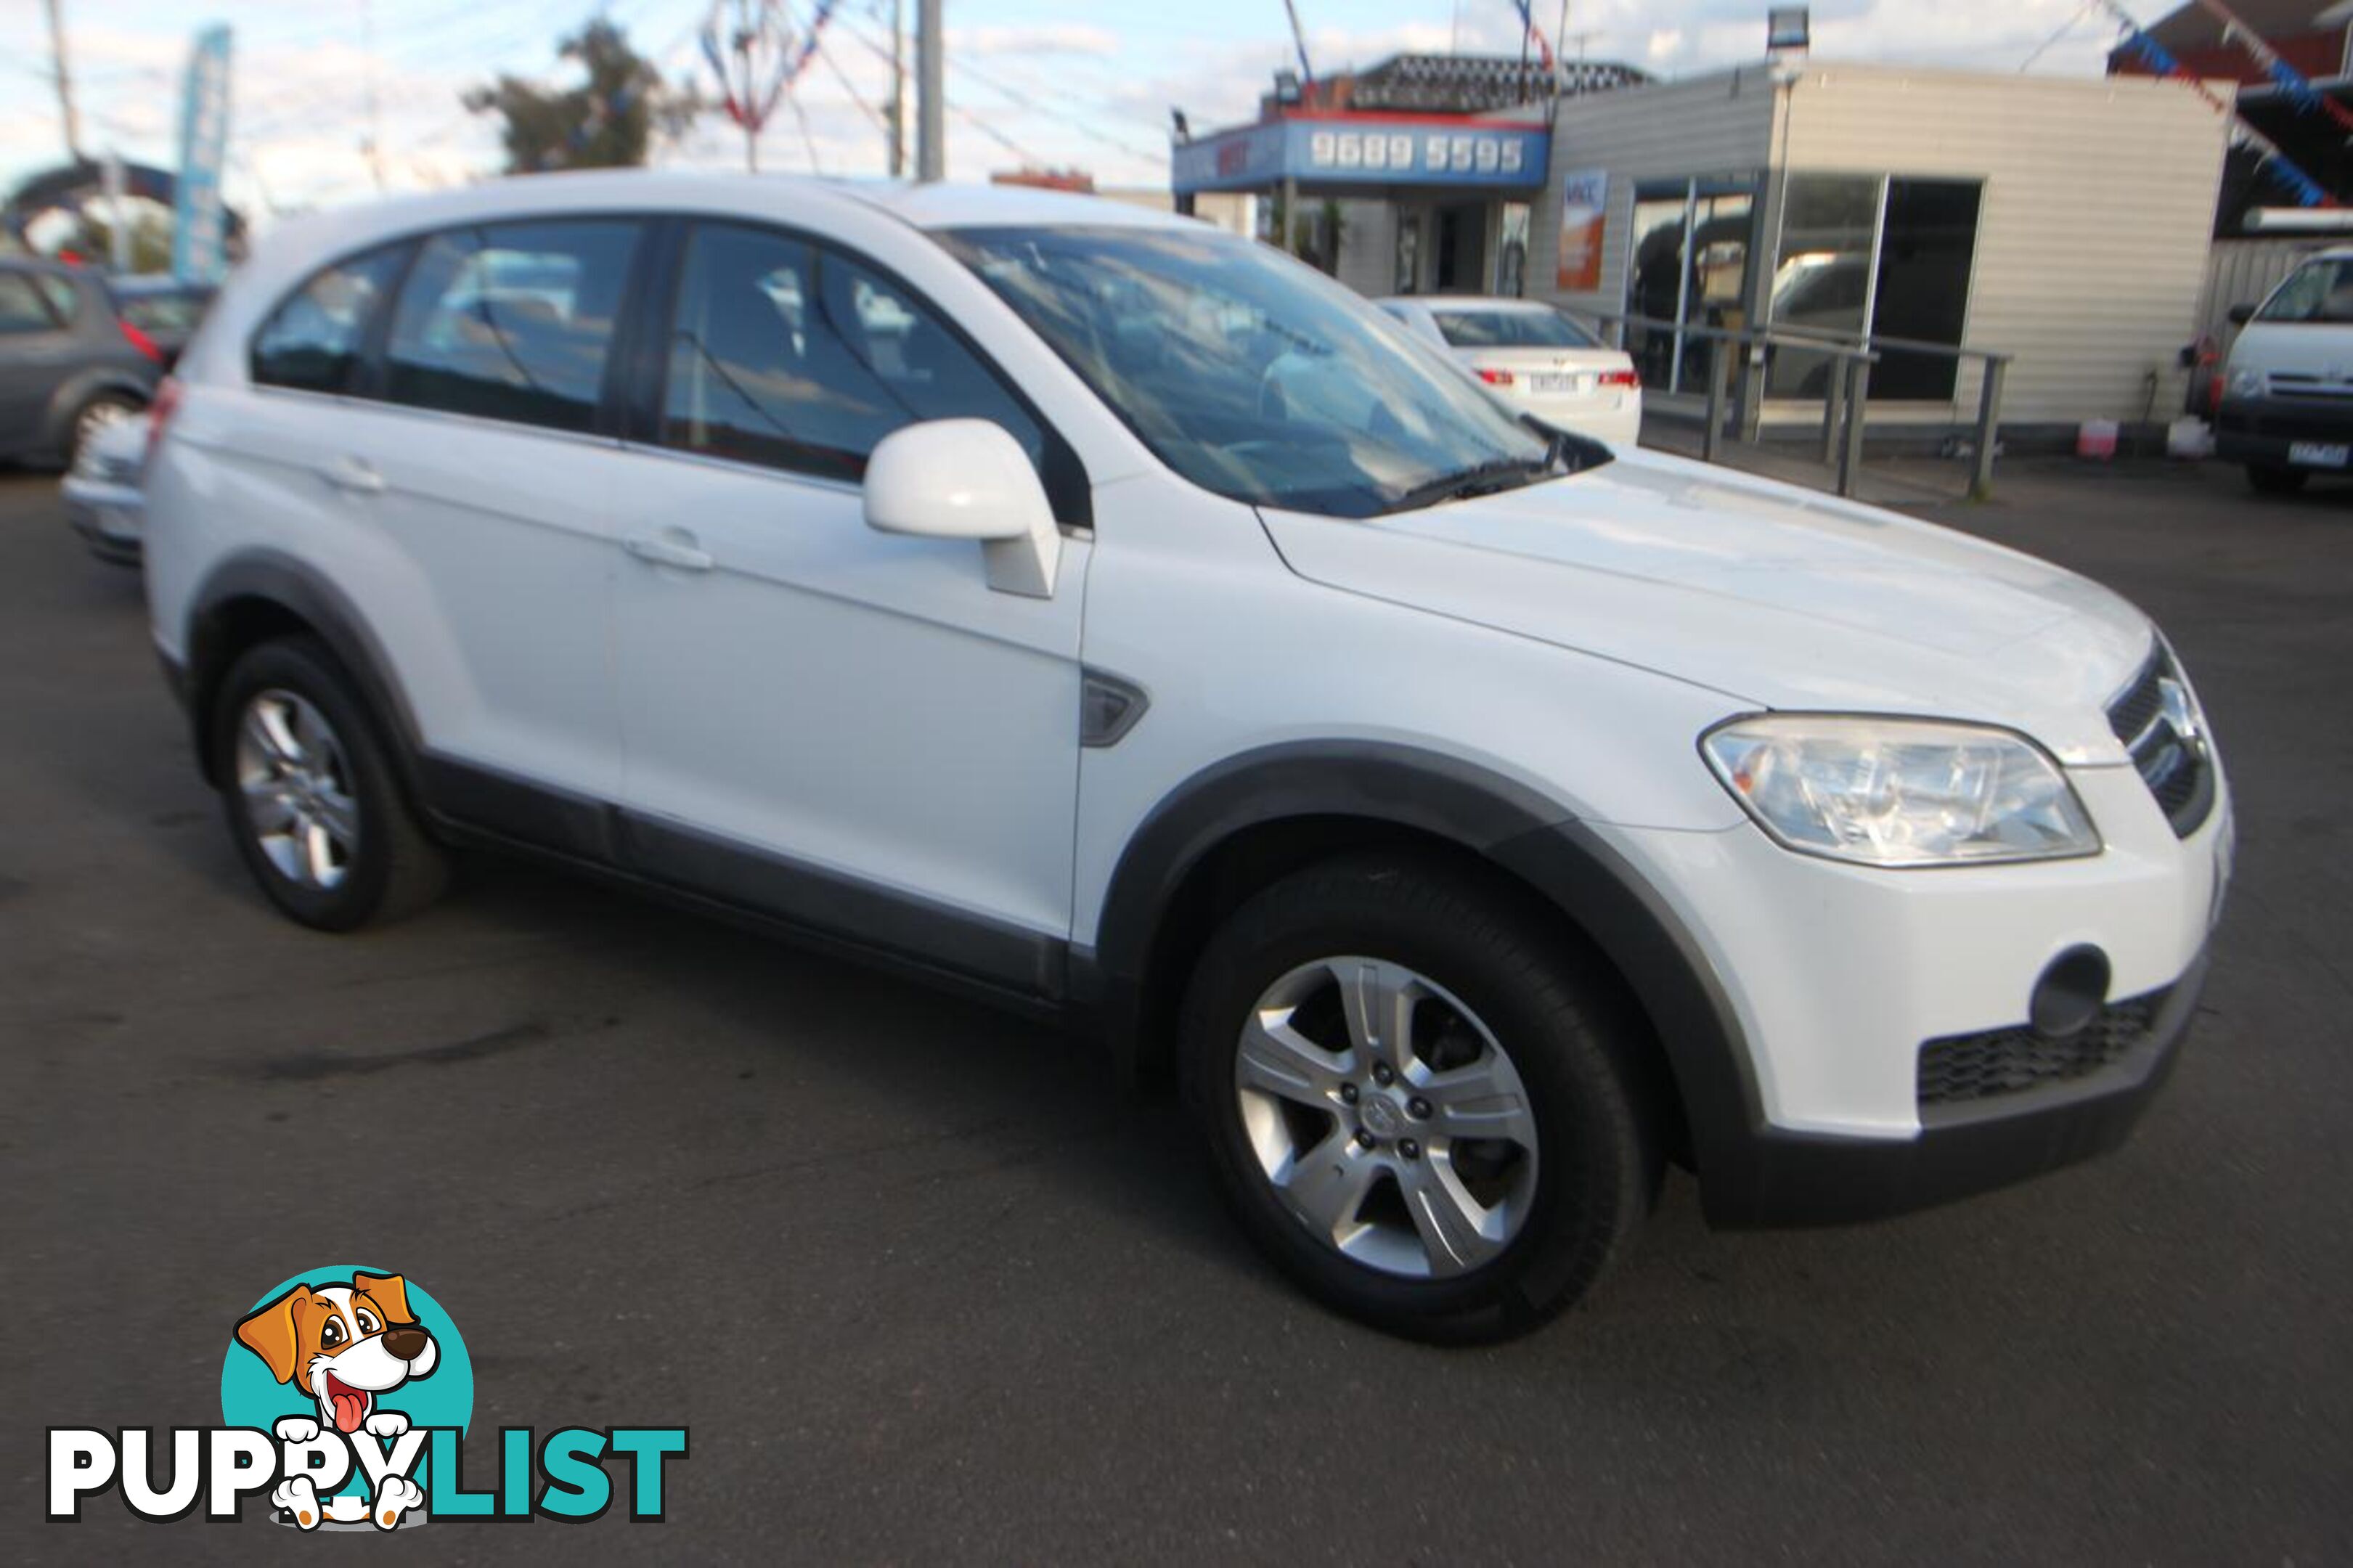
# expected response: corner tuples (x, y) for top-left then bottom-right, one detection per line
(1180, 854), (1661, 1342)
(2248, 464), (2309, 496)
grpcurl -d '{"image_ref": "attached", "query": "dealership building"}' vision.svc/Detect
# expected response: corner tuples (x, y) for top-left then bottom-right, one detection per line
(1174, 49), (2236, 435)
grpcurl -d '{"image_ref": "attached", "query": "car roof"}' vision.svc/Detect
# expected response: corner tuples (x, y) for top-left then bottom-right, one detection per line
(1401, 296), (1559, 314)
(253, 169), (1200, 246)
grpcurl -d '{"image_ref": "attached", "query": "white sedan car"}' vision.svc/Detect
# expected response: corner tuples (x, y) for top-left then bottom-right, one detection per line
(62, 409), (150, 565)
(1378, 295), (1643, 446)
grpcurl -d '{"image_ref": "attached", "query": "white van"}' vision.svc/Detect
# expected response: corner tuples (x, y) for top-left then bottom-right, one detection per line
(2218, 246), (2353, 494)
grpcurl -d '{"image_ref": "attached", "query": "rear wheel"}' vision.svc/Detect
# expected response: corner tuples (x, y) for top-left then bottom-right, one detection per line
(213, 637), (447, 931)
(2248, 464), (2309, 496)
(1180, 853), (1660, 1342)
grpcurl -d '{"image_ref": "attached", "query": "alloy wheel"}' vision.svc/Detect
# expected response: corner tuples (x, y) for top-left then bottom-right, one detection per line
(232, 689), (360, 891)
(1233, 957), (1540, 1279)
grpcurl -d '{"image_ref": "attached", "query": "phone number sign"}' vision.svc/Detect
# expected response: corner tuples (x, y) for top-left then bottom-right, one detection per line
(1174, 118), (1549, 194)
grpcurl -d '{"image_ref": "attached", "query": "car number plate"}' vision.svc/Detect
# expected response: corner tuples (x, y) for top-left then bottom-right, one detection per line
(1530, 373), (1586, 394)
(2288, 441), (2349, 467)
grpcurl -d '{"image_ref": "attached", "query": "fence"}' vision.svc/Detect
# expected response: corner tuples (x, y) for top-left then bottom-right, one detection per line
(1573, 310), (2015, 501)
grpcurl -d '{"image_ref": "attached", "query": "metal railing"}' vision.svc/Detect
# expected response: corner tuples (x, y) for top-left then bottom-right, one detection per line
(1570, 310), (2015, 500)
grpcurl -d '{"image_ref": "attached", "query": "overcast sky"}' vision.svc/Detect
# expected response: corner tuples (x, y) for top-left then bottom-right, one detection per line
(2, 0), (2129, 223)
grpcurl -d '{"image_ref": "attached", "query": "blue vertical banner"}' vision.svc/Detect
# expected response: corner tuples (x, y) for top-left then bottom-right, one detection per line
(171, 24), (233, 283)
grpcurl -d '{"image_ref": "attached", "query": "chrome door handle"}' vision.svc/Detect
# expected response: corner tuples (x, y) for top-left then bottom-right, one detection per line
(622, 531), (714, 572)
(322, 455), (384, 494)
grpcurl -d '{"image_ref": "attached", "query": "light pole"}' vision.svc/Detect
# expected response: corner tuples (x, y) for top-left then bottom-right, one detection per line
(915, 0), (943, 182)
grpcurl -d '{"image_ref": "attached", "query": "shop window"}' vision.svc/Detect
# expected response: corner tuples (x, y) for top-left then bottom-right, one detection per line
(1870, 179), (1981, 401)
(1762, 174), (1982, 404)
(1765, 173), (1879, 398)
(1622, 176), (1758, 395)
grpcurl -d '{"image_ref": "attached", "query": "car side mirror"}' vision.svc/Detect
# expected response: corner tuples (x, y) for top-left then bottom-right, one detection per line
(2227, 303), (2256, 327)
(863, 419), (1063, 598)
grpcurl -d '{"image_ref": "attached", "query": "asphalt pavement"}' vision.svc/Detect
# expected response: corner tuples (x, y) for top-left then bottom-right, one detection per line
(2, 457), (2348, 1564)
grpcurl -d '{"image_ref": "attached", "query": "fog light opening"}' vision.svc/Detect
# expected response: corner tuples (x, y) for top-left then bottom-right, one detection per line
(2030, 946), (2112, 1039)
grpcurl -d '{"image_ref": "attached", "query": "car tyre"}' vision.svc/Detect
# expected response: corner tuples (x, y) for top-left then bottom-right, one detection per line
(212, 637), (448, 931)
(2247, 464), (2309, 497)
(1180, 852), (1662, 1343)
(66, 391), (142, 468)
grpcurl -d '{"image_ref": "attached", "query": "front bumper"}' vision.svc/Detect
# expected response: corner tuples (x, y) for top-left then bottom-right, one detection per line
(1700, 945), (2207, 1226)
(62, 473), (144, 565)
(1551, 753), (2229, 1229)
(2216, 395), (2353, 469)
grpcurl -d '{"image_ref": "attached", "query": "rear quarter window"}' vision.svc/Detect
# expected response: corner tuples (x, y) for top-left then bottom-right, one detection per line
(251, 245), (409, 393)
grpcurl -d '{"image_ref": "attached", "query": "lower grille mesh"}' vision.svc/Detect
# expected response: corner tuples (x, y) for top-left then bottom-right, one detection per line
(1917, 992), (2167, 1107)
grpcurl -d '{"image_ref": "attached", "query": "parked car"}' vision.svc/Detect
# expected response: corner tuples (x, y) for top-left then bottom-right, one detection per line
(145, 176), (2231, 1342)
(107, 275), (218, 366)
(0, 258), (169, 467)
(62, 408), (150, 565)
(2217, 247), (2353, 495)
(1377, 294), (1644, 446)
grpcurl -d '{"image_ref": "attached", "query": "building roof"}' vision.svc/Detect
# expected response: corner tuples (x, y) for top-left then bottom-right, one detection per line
(1281, 52), (1649, 116)
(2137, 0), (2339, 52)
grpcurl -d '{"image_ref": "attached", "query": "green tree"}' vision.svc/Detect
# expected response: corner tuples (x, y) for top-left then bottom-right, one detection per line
(464, 20), (701, 173)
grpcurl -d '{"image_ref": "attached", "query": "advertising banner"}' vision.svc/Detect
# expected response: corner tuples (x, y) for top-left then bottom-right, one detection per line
(171, 25), (233, 284)
(1556, 168), (1609, 291)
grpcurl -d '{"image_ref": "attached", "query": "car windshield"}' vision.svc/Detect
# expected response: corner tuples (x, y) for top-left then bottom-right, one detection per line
(1433, 308), (1599, 350)
(940, 225), (1591, 518)
(2258, 258), (2353, 324)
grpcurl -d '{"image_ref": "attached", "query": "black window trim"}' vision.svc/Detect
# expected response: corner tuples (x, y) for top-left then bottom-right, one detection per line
(635, 214), (1093, 528)
(240, 208), (1095, 526)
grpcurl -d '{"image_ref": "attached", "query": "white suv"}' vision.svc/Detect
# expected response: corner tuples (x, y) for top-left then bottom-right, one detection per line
(145, 174), (2231, 1341)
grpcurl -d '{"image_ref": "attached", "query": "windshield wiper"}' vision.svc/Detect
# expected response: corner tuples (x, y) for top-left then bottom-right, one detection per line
(1382, 457), (1557, 515)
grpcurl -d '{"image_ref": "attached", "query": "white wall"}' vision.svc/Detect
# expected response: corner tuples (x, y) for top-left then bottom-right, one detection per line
(1774, 66), (2233, 425)
(1519, 64), (2232, 425)
(1533, 68), (1782, 317)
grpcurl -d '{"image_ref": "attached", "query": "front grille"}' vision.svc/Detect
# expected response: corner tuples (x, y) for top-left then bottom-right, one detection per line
(2267, 375), (2353, 403)
(2105, 647), (2215, 838)
(1917, 990), (2167, 1108)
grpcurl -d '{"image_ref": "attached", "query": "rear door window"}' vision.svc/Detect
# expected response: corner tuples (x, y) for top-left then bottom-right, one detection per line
(383, 219), (641, 433)
(251, 245), (408, 393)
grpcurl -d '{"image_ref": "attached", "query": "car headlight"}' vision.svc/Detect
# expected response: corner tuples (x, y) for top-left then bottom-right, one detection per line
(2227, 367), (2266, 401)
(1701, 716), (2100, 867)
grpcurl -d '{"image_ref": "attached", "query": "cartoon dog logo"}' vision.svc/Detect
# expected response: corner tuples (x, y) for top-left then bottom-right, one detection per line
(235, 1272), (437, 1530)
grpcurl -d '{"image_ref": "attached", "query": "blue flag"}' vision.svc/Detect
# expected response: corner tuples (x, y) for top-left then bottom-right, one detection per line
(171, 25), (233, 283)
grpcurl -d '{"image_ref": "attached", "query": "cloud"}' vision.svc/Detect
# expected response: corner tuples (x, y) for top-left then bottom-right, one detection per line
(948, 25), (1120, 58)
(0, 1), (2129, 229)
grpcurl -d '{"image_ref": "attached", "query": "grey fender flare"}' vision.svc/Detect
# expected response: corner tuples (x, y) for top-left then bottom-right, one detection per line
(182, 550), (426, 793)
(1082, 741), (1764, 1201)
